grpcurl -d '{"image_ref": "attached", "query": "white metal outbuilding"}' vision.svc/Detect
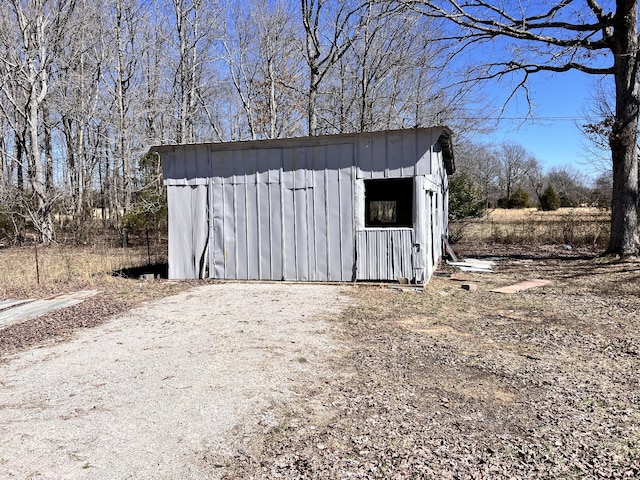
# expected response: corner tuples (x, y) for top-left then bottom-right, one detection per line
(151, 127), (455, 282)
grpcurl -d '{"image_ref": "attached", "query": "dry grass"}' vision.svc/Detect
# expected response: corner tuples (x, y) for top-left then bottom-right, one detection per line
(0, 243), (167, 299)
(454, 207), (611, 247)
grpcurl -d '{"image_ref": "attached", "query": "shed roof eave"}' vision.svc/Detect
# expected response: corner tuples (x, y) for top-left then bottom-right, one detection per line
(148, 126), (455, 155)
(437, 128), (455, 175)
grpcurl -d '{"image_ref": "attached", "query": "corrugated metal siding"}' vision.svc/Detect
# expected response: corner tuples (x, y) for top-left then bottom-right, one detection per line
(167, 184), (209, 279)
(412, 176), (427, 283)
(356, 129), (429, 179)
(210, 143), (354, 281)
(355, 229), (414, 280)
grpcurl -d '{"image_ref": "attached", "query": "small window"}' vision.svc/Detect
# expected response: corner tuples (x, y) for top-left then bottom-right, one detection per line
(365, 178), (413, 227)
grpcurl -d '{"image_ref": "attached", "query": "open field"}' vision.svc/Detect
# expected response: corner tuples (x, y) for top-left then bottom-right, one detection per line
(0, 243), (167, 298)
(453, 208), (611, 248)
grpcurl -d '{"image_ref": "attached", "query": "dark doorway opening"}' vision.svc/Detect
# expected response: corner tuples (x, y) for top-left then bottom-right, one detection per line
(364, 178), (413, 227)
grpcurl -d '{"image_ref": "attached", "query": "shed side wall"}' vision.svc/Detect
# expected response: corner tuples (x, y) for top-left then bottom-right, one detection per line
(167, 184), (209, 279)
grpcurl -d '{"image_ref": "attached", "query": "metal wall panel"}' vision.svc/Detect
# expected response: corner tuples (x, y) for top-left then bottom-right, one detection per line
(223, 183), (237, 278)
(168, 184), (209, 279)
(412, 176), (427, 283)
(416, 129), (436, 176)
(400, 131), (418, 178)
(338, 165), (355, 280)
(326, 169), (342, 279)
(210, 183), (225, 278)
(355, 229), (414, 280)
(191, 184), (210, 279)
(356, 129), (426, 179)
(387, 131), (403, 178)
(167, 187), (191, 279)
(282, 186), (296, 280)
(313, 175), (328, 279)
(371, 133), (387, 175)
(258, 181), (271, 278)
(306, 171), (318, 280)
(293, 187), (309, 280)
(269, 183), (283, 279)
(234, 182), (249, 278)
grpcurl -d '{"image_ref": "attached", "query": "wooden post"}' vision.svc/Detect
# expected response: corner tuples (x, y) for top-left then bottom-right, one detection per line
(146, 228), (151, 265)
(34, 239), (40, 285)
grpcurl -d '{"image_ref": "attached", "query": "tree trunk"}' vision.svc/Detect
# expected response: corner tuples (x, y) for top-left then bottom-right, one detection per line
(268, 58), (277, 139)
(42, 102), (54, 192)
(14, 128), (25, 191)
(606, 0), (640, 255)
(116, 0), (130, 214)
(28, 84), (53, 244)
(308, 73), (318, 136)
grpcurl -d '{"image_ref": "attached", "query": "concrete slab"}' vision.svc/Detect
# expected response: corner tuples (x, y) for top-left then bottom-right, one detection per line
(0, 299), (34, 311)
(0, 290), (100, 329)
(448, 258), (495, 273)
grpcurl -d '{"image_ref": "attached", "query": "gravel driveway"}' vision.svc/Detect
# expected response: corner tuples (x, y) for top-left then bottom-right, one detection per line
(0, 283), (349, 479)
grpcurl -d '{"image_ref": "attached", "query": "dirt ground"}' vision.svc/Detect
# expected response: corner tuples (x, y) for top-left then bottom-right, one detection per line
(0, 244), (640, 479)
(224, 243), (640, 479)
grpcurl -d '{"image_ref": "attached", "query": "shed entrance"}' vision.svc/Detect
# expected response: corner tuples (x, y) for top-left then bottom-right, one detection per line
(356, 177), (416, 281)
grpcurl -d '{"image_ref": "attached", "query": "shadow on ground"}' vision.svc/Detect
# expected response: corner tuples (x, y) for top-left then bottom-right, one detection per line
(111, 263), (168, 279)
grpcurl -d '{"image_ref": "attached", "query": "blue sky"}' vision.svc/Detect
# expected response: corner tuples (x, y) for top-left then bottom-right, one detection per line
(431, 0), (616, 182)
(485, 68), (608, 179)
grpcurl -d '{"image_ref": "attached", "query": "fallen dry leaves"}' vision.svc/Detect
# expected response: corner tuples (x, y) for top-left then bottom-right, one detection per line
(222, 244), (640, 479)
(0, 276), (192, 358)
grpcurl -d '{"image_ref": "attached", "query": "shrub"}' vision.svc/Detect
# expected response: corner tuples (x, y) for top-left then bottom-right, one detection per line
(448, 172), (487, 221)
(448, 172), (487, 243)
(506, 188), (530, 209)
(540, 185), (561, 211)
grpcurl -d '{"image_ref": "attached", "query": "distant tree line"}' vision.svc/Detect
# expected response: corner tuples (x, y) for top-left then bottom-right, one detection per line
(450, 140), (614, 220)
(0, 0), (623, 251)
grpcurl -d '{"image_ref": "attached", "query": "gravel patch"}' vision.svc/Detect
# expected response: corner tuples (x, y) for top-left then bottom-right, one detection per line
(0, 282), (350, 479)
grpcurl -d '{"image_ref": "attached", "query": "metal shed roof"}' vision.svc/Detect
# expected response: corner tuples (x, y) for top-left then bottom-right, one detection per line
(151, 127), (455, 181)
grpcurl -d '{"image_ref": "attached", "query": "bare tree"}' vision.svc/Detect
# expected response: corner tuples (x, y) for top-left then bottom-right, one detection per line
(582, 79), (616, 173)
(315, 2), (483, 136)
(397, 0), (639, 255)
(0, 0), (77, 244)
(545, 167), (591, 207)
(300, 0), (363, 136)
(219, 0), (305, 140)
(254, 0), (305, 139)
(114, 0), (138, 213)
(454, 141), (501, 206)
(219, 3), (261, 140)
(348, 3), (450, 132)
(169, 0), (218, 144)
(54, 0), (105, 226)
(140, 2), (172, 146)
(496, 141), (540, 205)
